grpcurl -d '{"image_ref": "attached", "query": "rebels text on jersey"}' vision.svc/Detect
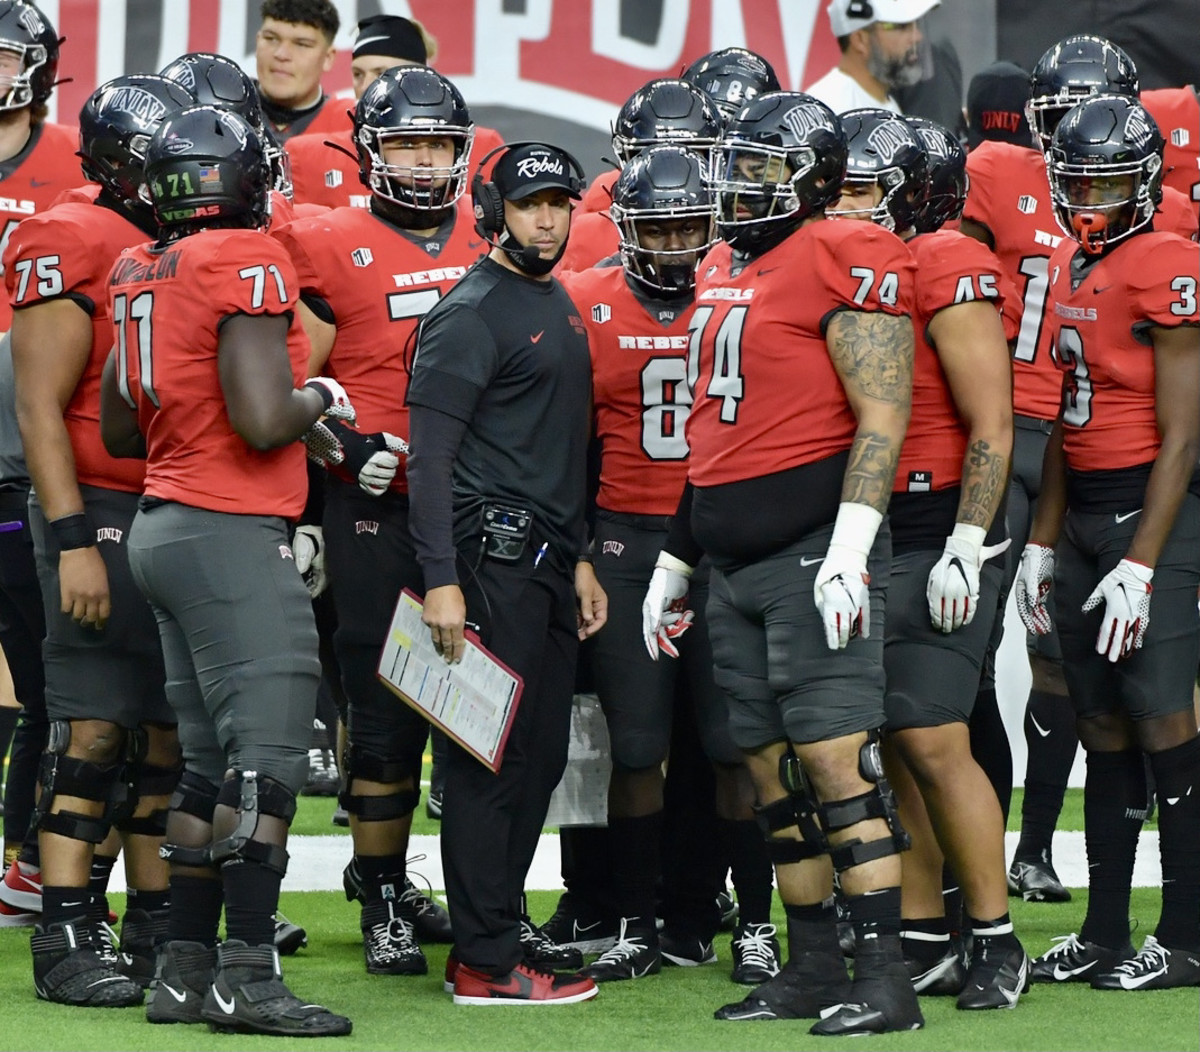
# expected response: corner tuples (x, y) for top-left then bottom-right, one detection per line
(272, 197), (485, 490)
(895, 228), (1020, 493)
(0, 122), (90, 331)
(686, 219), (915, 488)
(3, 200), (151, 493)
(1047, 230), (1199, 474)
(563, 264), (695, 515)
(965, 141), (1196, 422)
(107, 230), (310, 517)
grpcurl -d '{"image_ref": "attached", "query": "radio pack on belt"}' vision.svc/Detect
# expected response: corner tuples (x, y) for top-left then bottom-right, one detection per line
(481, 502), (533, 562)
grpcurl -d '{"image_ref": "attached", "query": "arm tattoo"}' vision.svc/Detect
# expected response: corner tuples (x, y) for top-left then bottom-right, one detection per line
(959, 438), (1009, 529)
(842, 430), (900, 513)
(827, 310), (913, 406)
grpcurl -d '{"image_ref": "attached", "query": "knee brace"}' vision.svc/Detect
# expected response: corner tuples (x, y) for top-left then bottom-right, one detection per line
(752, 748), (828, 865)
(819, 731), (911, 873)
(32, 720), (123, 844)
(112, 727), (184, 838)
(160, 770), (221, 869)
(337, 744), (419, 821)
(210, 770), (296, 877)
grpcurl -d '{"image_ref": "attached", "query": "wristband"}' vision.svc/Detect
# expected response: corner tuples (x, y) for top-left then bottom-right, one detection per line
(577, 553), (594, 564)
(828, 501), (884, 558)
(655, 551), (695, 578)
(49, 513), (94, 551)
(949, 522), (987, 554)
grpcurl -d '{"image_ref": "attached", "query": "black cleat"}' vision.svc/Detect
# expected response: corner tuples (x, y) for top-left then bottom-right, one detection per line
(1030, 932), (1133, 984)
(579, 919), (661, 982)
(716, 953), (850, 1021)
(1090, 936), (1200, 990)
(400, 872), (452, 943)
(146, 940), (216, 1024)
(201, 940), (352, 1036)
(118, 907), (170, 988)
(716, 889), (739, 932)
(273, 912), (308, 956)
(906, 936), (967, 995)
(810, 936), (923, 1036)
(32, 917), (145, 1008)
(1007, 854), (1071, 903)
(540, 894), (619, 955)
(956, 940), (1030, 1010)
(520, 915), (584, 970)
(660, 930), (717, 967)
(730, 922), (782, 985)
(361, 898), (427, 975)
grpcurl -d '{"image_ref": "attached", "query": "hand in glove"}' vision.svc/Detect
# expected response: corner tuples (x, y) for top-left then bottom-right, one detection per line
(351, 432), (409, 496)
(641, 553), (694, 661)
(304, 377), (356, 422)
(1014, 543), (1055, 636)
(813, 545), (871, 650)
(926, 524), (987, 633)
(1082, 558), (1153, 662)
(292, 524), (327, 598)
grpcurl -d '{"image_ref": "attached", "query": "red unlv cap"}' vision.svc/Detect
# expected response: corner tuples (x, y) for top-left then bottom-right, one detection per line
(491, 143), (582, 200)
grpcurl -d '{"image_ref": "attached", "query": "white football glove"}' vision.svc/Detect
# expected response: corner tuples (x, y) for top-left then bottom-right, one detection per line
(292, 524), (327, 598)
(1082, 558), (1153, 662)
(304, 377), (356, 422)
(813, 502), (882, 650)
(301, 419), (346, 466)
(641, 552), (694, 661)
(1014, 543), (1055, 636)
(926, 523), (986, 633)
(355, 432), (409, 497)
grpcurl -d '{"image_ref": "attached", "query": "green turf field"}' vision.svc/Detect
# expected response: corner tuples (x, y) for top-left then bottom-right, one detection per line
(0, 790), (1192, 1052)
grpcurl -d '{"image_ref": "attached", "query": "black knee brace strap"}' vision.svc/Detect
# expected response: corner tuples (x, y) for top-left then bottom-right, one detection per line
(159, 771), (221, 869)
(753, 795), (827, 863)
(338, 744), (419, 820)
(33, 753), (121, 844)
(820, 788), (911, 872)
(113, 758), (184, 837)
(210, 771), (295, 877)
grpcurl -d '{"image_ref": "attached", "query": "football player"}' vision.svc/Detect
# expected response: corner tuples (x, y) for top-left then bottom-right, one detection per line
(99, 103), (353, 1035)
(644, 91), (921, 1034)
(1017, 93), (1200, 992)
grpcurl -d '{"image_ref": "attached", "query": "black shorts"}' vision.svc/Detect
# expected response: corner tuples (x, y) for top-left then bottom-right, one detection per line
(590, 511), (738, 770)
(30, 485), (171, 727)
(1056, 494), (1200, 722)
(0, 487), (45, 709)
(706, 522), (891, 750)
(884, 547), (1005, 729)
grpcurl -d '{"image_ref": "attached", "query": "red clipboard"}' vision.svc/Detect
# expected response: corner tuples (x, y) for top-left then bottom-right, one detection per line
(376, 588), (524, 772)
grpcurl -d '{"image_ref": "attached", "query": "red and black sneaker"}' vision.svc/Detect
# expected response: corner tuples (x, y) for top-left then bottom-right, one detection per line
(452, 960), (598, 1006)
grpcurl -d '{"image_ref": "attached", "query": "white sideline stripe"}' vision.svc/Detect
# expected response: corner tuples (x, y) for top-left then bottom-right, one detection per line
(106, 831), (1162, 894)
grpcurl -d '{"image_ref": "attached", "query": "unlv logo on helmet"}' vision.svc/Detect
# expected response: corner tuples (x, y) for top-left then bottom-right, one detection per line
(101, 86), (171, 124)
(781, 103), (832, 141)
(865, 120), (912, 165)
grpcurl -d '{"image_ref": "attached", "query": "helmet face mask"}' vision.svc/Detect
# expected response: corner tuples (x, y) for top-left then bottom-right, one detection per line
(0, 1), (58, 111)
(610, 145), (715, 295)
(611, 78), (722, 166)
(710, 92), (846, 255)
(353, 66), (474, 214)
(1026, 35), (1138, 152)
(1047, 93), (1163, 254)
(835, 108), (928, 234)
(904, 115), (967, 233)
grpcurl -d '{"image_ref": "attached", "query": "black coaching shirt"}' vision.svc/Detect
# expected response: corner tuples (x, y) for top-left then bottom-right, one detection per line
(406, 256), (592, 588)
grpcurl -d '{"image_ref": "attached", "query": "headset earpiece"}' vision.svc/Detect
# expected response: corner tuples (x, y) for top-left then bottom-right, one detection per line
(470, 140), (588, 239)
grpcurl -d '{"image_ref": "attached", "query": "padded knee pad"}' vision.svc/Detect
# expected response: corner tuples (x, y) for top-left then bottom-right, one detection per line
(210, 771), (296, 877)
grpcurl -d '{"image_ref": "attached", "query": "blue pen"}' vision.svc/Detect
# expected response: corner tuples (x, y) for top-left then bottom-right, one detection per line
(534, 541), (548, 568)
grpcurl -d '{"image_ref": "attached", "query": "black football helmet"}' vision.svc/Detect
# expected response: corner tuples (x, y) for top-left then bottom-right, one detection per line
(0, 1), (58, 110)
(1047, 93), (1164, 255)
(710, 91), (846, 256)
(144, 105), (271, 239)
(610, 144), (716, 295)
(838, 108), (928, 234)
(682, 47), (781, 121)
(353, 65), (474, 211)
(78, 74), (194, 206)
(1027, 35), (1139, 152)
(611, 78), (723, 166)
(903, 115), (967, 233)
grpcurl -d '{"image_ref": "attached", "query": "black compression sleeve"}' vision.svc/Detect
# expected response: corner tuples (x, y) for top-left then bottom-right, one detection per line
(407, 405), (469, 590)
(662, 481), (705, 567)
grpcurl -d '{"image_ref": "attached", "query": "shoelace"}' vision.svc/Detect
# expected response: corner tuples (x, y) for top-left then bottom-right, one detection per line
(519, 918), (554, 951)
(592, 919), (647, 964)
(1042, 933), (1084, 960)
(401, 855), (442, 916)
(1113, 937), (1166, 976)
(366, 904), (416, 961)
(734, 923), (779, 969)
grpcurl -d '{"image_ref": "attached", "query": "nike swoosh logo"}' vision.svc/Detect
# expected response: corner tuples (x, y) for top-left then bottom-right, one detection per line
(468, 239), (484, 249)
(1119, 966), (1167, 989)
(161, 983), (188, 1003)
(799, 556), (823, 567)
(1053, 961), (1096, 980)
(1114, 509), (1141, 523)
(1093, 285), (1111, 293)
(530, 331), (544, 344)
(30, 178), (51, 188)
(1030, 713), (1051, 738)
(574, 920), (601, 936)
(212, 987), (237, 1014)
(489, 970), (535, 997)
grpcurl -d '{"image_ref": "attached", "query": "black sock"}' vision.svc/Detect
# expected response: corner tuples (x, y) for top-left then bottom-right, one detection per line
(89, 853), (117, 897)
(968, 912), (1021, 953)
(222, 860), (282, 947)
(168, 874), (223, 946)
(901, 915), (950, 966)
(608, 812), (663, 927)
(1015, 690), (1077, 860)
(43, 884), (91, 925)
(845, 885), (902, 941)
(969, 687), (1013, 822)
(357, 853), (407, 902)
(941, 864), (964, 933)
(721, 817), (773, 926)
(559, 825), (615, 917)
(782, 897), (840, 959)
(1080, 749), (1145, 950)
(125, 887), (170, 914)
(1149, 737), (1200, 951)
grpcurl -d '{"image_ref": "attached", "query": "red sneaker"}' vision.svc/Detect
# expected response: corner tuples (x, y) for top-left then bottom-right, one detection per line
(452, 960), (598, 1006)
(444, 953), (459, 993)
(0, 896), (37, 927)
(0, 859), (42, 912)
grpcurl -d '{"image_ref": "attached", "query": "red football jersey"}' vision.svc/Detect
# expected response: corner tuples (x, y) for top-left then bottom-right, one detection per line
(273, 199), (485, 492)
(965, 141), (1196, 422)
(895, 229), (1019, 493)
(1047, 231), (1200, 473)
(580, 169), (618, 215)
(563, 264), (694, 515)
(686, 220), (915, 488)
(0, 122), (89, 332)
(107, 230), (309, 517)
(287, 124), (505, 211)
(4, 200), (150, 493)
(1142, 87), (1199, 218)
(557, 210), (620, 275)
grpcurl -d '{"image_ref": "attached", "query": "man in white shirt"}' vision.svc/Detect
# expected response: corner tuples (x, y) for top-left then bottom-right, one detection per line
(805, 0), (939, 114)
